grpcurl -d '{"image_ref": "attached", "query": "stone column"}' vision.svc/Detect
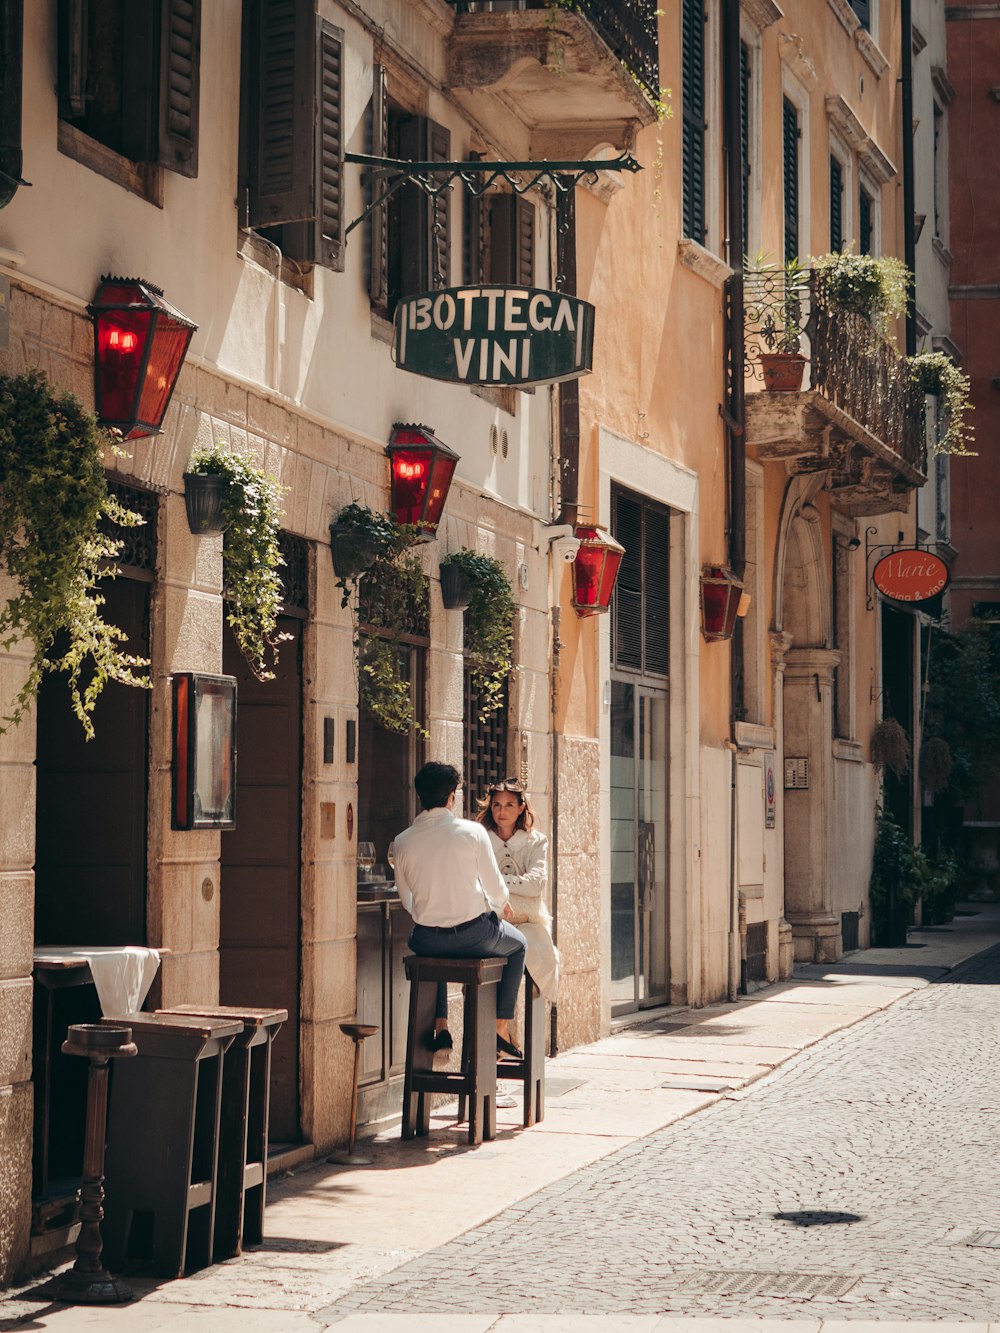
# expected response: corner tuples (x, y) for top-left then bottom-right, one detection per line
(769, 631), (795, 979)
(782, 646), (842, 963)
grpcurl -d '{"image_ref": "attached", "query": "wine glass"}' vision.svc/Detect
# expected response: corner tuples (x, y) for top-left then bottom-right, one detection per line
(386, 840), (396, 872)
(357, 841), (376, 877)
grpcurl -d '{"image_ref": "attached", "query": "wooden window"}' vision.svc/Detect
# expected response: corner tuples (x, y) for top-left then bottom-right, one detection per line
(0, 1), (23, 205)
(612, 488), (670, 679)
(739, 40), (750, 257)
(240, 0), (344, 270)
(859, 183), (873, 255)
(681, 0), (705, 244)
(830, 155), (843, 253)
(782, 97), (799, 263)
(465, 190), (535, 287)
(58, 0), (200, 176)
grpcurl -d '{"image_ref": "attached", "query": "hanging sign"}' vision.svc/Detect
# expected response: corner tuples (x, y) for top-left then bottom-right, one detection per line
(872, 549), (949, 606)
(394, 285), (595, 387)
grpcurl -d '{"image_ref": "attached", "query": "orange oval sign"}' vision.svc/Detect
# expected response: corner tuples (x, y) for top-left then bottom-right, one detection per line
(873, 549), (949, 604)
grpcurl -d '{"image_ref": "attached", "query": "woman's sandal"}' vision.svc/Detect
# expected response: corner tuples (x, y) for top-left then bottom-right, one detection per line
(497, 1034), (523, 1061)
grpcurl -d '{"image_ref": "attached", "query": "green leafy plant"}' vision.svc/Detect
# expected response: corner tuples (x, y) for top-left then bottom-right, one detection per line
(442, 548), (516, 719)
(743, 252), (809, 353)
(188, 446), (289, 681)
(810, 250), (909, 336)
(0, 370), (149, 737)
(909, 350), (975, 456)
(332, 503), (428, 735)
(921, 621), (1000, 814)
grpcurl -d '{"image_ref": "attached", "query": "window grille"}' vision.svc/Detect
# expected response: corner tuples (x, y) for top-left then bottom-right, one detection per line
(103, 480), (159, 579)
(464, 671), (508, 813)
(612, 488), (670, 678)
(744, 921), (768, 984)
(859, 185), (873, 255)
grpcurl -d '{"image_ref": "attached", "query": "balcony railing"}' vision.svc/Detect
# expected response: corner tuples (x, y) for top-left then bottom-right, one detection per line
(744, 270), (927, 478)
(448, 1), (660, 102)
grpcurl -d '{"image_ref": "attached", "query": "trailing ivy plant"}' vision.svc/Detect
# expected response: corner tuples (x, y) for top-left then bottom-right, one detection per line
(909, 349), (975, 456)
(810, 250), (909, 337)
(0, 370), (149, 738)
(332, 503), (428, 736)
(442, 548), (516, 719)
(189, 446), (289, 681)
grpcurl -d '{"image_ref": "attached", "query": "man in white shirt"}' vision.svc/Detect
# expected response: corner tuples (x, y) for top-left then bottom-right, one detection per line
(394, 761), (527, 1059)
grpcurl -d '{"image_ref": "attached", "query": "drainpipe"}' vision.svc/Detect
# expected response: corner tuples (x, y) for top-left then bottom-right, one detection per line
(723, 0), (747, 1001)
(901, 0), (917, 357)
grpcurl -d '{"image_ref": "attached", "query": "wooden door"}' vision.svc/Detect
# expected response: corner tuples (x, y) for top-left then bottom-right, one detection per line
(220, 617), (303, 1143)
(34, 577), (150, 946)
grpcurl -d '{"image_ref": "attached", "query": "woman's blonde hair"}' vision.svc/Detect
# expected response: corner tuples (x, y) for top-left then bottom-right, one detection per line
(476, 778), (535, 834)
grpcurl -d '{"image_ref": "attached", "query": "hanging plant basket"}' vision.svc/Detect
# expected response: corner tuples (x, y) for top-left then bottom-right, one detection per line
(330, 523), (379, 579)
(760, 352), (806, 392)
(440, 559), (474, 610)
(183, 471), (231, 534)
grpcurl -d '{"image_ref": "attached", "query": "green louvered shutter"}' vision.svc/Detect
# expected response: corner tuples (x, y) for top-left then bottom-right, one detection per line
(859, 184), (873, 254)
(158, 0), (200, 177)
(313, 20), (344, 270)
(850, 0), (870, 31)
(682, 0), (705, 244)
(782, 97), (799, 263)
(369, 64), (389, 308)
(247, 0), (315, 228)
(830, 155), (843, 253)
(740, 40), (750, 255)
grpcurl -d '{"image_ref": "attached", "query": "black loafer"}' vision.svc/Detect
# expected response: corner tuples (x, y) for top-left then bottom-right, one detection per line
(432, 1028), (454, 1052)
(497, 1034), (523, 1061)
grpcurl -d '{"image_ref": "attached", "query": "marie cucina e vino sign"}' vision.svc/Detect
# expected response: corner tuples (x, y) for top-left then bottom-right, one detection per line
(394, 285), (595, 387)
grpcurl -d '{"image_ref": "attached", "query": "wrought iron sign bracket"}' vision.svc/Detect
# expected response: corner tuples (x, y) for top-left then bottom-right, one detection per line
(864, 528), (949, 613)
(343, 152), (642, 237)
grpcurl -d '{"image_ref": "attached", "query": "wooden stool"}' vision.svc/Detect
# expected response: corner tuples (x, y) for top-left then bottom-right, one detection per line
(101, 1013), (242, 1277)
(461, 971), (545, 1127)
(156, 1005), (287, 1258)
(401, 955), (505, 1145)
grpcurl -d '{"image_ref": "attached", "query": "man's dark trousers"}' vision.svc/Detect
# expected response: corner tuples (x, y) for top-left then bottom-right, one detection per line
(408, 911), (527, 1018)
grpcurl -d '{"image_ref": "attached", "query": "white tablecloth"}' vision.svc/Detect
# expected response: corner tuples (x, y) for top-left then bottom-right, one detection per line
(33, 946), (162, 1017)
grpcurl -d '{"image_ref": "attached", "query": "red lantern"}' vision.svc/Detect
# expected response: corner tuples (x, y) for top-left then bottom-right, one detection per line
(89, 277), (197, 439)
(571, 525), (625, 617)
(386, 424), (459, 538)
(700, 565), (744, 641)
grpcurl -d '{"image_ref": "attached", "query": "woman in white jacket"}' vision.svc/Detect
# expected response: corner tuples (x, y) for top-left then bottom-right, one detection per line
(476, 778), (560, 1003)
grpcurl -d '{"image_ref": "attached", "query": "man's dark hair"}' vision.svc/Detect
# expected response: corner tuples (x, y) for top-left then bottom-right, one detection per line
(414, 761), (460, 810)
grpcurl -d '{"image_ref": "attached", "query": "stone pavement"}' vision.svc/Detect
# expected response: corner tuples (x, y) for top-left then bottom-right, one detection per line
(5, 906), (1000, 1331)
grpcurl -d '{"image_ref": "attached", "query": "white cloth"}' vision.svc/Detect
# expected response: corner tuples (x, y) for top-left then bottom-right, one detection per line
(393, 807), (508, 926)
(33, 946), (161, 1017)
(487, 828), (561, 1002)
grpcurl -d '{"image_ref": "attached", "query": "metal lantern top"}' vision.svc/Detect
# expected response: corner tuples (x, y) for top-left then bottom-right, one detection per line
(572, 525), (625, 618)
(89, 277), (197, 440)
(385, 423), (459, 537)
(700, 564), (744, 642)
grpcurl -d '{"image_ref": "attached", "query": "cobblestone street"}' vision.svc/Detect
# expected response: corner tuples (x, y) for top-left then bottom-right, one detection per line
(321, 945), (1000, 1323)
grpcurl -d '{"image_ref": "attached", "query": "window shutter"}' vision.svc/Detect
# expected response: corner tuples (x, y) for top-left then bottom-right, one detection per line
(643, 506), (670, 677)
(859, 185), (873, 255)
(740, 40), (750, 253)
(58, 0), (88, 119)
(681, 0), (705, 244)
(830, 155), (843, 253)
(120, 4), (159, 164)
(464, 155), (486, 285)
(369, 64), (388, 308)
(397, 116), (450, 297)
(613, 492), (643, 672)
(850, 0), (870, 31)
(158, 0), (200, 177)
(0, 0), (24, 201)
(782, 97), (799, 263)
(487, 194), (535, 285)
(247, 0), (315, 229)
(313, 20), (344, 270)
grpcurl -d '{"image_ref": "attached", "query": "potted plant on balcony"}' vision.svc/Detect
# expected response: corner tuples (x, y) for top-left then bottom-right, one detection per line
(0, 369), (150, 737)
(909, 350), (975, 456)
(444, 548), (516, 719)
(744, 253), (809, 391)
(188, 446), (290, 680)
(811, 250), (908, 336)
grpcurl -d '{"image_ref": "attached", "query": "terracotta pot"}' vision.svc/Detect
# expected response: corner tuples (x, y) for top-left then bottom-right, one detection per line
(439, 562), (473, 610)
(183, 472), (230, 534)
(760, 352), (806, 392)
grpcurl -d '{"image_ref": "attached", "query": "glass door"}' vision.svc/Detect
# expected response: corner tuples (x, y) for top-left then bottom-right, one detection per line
(610, 680), (668, 1013)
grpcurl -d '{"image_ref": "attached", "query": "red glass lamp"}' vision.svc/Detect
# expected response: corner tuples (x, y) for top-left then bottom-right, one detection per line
(571, 525), (625, 618)
(386, 423), (459, 538)
(89, 277), (197, 439)
(700, 565), (744, 641)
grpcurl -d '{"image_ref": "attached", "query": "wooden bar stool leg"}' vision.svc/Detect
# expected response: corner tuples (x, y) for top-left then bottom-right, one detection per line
(471, 979), (498, 1144)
